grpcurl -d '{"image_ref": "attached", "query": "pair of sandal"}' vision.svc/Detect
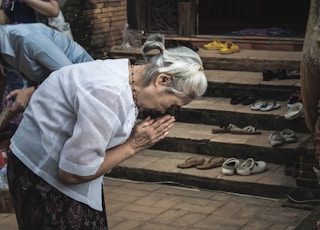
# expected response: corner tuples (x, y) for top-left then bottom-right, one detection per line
(212, 123), (261, 135)
(251, 100), (281, 112)
(222, 158), (267, 176)
(268, 129), (297, 146)
(203, 40), (240, 54)
(230, 94), (255, 105)
(177, 157), (225, 170)
(262, 68), (300, 81)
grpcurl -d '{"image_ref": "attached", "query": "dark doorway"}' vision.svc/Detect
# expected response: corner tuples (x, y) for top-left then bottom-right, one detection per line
(198, 0), (310, 37)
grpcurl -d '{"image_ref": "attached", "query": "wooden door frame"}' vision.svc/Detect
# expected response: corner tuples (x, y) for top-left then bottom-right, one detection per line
(134, 0), (197, 36)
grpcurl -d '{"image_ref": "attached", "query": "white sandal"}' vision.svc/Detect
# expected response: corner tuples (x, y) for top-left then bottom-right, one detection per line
(236, 158), (267, 176)
(222, 158), (240, 175)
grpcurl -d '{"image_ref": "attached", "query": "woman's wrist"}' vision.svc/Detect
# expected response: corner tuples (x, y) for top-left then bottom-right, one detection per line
(122, 141), (137, 157)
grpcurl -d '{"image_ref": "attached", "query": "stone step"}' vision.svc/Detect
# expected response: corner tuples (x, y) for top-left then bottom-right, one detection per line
(107, 149), (299, 199)
(163, 35), (304, 52)
(199, 49), (302, 72)
(149, 122), (312, 165)
(107, 47), (302, 72)
(106, 41), (319, 197)
(177, 97), (308, 133)
(205, 69), (301, 101)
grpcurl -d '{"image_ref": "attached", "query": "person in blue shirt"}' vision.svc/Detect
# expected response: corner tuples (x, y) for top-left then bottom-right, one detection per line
(0, 23), (93, 131)
(0, 0), (60, 132)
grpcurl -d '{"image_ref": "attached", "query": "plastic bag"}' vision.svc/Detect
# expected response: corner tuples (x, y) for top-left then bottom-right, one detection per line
(117, 23), (144, 49)
(48, 10), (73, 40)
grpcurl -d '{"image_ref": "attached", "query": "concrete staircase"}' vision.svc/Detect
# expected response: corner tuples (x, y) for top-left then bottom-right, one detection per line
(106, 45), (319, 201)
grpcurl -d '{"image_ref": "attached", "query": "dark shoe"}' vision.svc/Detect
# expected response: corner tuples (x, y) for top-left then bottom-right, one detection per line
(277, 68), (300, 80)
(231, 94), (255, 105)
(230, 94), (245, 105)
(241, 95), (255, 105)
(286, 68), (300, 79)
(277, 69), (287, 80)
(179, 41), (199, 52)
(262, 70), (277, 81)
(167, 40), (198, 52)
(287, 92), (302, 108)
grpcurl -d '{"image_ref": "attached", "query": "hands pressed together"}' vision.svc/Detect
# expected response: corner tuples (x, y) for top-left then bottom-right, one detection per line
(127, 114), (176, 153)
(59, 115), (176, 184)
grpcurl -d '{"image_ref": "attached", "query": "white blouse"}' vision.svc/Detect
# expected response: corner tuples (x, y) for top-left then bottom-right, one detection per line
(10, 58), (137, 211)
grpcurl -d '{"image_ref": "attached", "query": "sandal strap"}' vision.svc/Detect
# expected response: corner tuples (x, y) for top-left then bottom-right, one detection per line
(242, 125), (256, 132)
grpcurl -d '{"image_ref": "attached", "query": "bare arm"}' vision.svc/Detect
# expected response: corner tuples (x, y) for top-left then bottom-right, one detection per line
(58, 115), (175, 184)
(6, 87), (36, 113)
(23, 0), (60, 17)
(0, 65), (6, 76)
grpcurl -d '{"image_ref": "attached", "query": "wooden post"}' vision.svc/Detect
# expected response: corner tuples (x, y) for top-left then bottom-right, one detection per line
(178, 1), (195, 36)
(300, 0), (320, 137)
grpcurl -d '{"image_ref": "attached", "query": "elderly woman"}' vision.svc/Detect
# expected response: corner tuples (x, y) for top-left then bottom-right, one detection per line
(7, 34), (208, 229)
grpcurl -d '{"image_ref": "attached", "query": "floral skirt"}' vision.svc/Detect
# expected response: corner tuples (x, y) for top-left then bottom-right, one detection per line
(7, 152), (108, 230)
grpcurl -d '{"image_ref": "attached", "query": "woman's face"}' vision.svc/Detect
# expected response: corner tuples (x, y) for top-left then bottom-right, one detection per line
(135, 73), (192, 114)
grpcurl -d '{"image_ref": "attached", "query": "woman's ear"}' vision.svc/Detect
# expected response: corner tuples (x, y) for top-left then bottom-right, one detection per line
(156, 73), (173, 86)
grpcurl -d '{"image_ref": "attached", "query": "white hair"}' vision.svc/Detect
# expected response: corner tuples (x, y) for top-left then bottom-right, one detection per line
(142, 34), (207, 99)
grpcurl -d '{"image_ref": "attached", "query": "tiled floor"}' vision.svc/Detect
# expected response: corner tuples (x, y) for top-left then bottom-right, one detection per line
(0, 177), (312, 230)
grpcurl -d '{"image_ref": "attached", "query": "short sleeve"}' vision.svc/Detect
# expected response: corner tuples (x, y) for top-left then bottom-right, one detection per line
(58, 86), (125, 176)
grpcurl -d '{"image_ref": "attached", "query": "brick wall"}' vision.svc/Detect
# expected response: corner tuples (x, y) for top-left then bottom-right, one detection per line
(63, 0), (127, 59)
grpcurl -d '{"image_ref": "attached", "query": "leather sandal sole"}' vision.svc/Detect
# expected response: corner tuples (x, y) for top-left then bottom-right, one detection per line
(177, 157), (205, 169)
(196, 157), (225, 170)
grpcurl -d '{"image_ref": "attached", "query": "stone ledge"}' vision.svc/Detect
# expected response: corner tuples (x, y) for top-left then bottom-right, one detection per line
(107, 149), (298, 199)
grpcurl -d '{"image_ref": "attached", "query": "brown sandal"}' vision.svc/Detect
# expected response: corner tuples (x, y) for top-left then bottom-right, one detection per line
(196, 157), (225, 170)
(177, 157), (205, 169)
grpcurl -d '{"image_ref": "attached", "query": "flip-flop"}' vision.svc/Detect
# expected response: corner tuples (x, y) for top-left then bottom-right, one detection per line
(212, 123), (238, 133)
(196, 157), (225, 170)
(212, 123), (260, 135)
(177, 157), (205, 169)
(251, 100), (267, 110)
(280, 129), (297, 143)
(268, 131), (284, 146)
(260, 101), (280, 112)
(230, 125), (261, 135)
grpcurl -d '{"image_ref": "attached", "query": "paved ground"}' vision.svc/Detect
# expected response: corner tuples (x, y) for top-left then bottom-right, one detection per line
(0, 177), (312, 230)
